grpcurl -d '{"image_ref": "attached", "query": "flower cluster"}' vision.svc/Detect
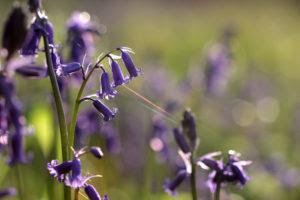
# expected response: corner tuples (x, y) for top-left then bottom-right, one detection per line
(19, 13), (81, 78)
(198, 150), (252, 193)
(79, 47), (141, 121)
(47, 146), (107, 200)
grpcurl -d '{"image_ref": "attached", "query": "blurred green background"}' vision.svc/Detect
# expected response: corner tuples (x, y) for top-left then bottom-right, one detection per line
(1, 0), (300, 199)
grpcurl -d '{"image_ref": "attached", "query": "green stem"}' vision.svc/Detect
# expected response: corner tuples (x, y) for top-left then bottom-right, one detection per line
(68, 66), (96, 155)
(74, 188), (79, 200)
(190, 153), (198, 200)
(214, 182), (221, 200)
(16, 166), (24, 200)
(42, 26), (70, 200)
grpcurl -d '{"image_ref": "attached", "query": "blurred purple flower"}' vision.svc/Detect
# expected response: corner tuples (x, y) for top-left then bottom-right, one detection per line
(198, 150), (251, 193)
(74, 110), (121, 153)
(181, 109), (197, 149)
(0, 187), (16, 198)
(2, 4), (27, 61)
(173, 128), (190, 154)
(164, 169), (188, 195)
(15, 65), (48, 78)
(204, 27), (235, 96)
(0, 75), (29, 165)
(90, 146), (104, 159)
(28, 0), (41, 13)
(8, 133), (29, 165)
(66, 11), (99, 63)
(103, 195), (109, 200)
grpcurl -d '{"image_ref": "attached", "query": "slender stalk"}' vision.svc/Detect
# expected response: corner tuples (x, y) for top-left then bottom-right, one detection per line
(42, 24), (70, 200)
(190, 153), (198, 200)
(16, 166), (24, 200)
(214, 182), (221, 200)
(74, 188), (79, 200)
(68, 66), (96, 155)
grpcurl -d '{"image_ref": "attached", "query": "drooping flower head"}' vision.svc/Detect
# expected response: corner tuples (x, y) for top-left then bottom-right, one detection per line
(109, 57), (129, 87)
(97, 67), (117, 100)
(92, 99), (117, 122)
(118, 47), (141, 79)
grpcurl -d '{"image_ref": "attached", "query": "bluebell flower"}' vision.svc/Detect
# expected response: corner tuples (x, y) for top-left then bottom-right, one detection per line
(97, 68), (117, 100)
(0, 188), (16, 198)
(15, 65), (48, 78)
(48, 147), (103, 190)
(65, 157), (86, 188)
(198, 150), (252, 193)
(84, 184), (101, 200)
(173, 128), (190, 154)
(47, 160), (73, 181)
(110, 58), (129, 87)
(56, 62), (82, 77)
(181, 109), (197, 149)
(119, 49), (141, 79)
(90, 146), (103, 159)
(2, 5), (27, 61)
(164, 169), (188, 195)
(92, 100), (117, 121)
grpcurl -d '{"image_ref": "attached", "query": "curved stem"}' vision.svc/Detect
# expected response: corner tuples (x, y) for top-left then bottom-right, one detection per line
(68, 51), (115, 154)
(68, 66), (96, 155)
(42, 30), (70, 200)
(214, 182), (221, 200)
(190, 152), (198, 200)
